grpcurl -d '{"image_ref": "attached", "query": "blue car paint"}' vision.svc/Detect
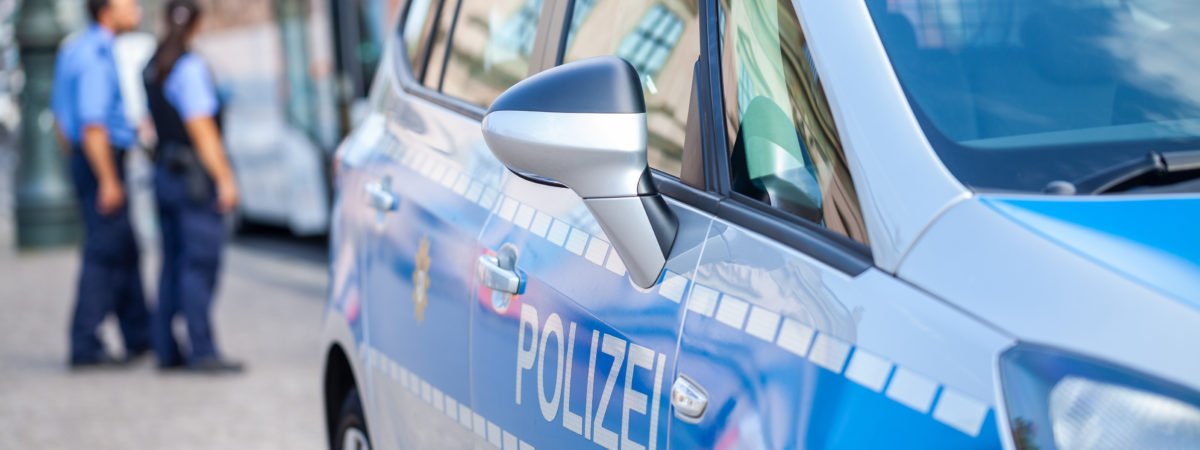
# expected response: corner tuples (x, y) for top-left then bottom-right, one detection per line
(985, 197), (1200, 308)
(354, 95), (504, 445)
(329, 81), (1017, 450)
(666, 220), (1007, 449)
(337, 117), (1014, 449)
(329, 144), (377, 348)
(673, 310), (1001, 449)
(469, 193), (715, 450)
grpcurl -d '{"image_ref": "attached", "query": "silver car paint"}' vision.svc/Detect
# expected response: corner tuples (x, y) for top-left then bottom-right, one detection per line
(482, 110), (677, 287)
(481, 111), (649, 199)
(796, 0), (971, 273)
(898, 197), (1200, 395)
(339, 0), (1200, 449)
(689, 217), (1013, 413)
(582, 196), (673, 288)
(353, 40), (504, 450)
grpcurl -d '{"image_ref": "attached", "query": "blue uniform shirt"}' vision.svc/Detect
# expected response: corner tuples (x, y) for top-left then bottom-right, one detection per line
(164, 53), (219, 122)
(51, 24), (136, 149)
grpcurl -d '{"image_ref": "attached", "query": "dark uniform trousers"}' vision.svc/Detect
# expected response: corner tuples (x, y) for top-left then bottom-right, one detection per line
(68, 148), (151, 361)
(153, 152), (225, 365)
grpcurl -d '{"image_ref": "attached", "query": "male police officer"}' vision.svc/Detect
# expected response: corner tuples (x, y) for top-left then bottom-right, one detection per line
(51, 0), (152, 368)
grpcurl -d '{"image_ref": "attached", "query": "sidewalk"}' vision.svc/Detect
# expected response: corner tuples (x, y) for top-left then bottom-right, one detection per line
(0, 143), (328, 448)
(0, 244), (328, 449)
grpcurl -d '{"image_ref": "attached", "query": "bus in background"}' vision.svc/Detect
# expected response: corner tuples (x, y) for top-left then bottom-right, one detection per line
(202, 0), (400, 236)
(187, 0), (339, 236)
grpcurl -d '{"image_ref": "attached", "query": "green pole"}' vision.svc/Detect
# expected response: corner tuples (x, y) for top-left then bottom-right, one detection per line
(14, 0), (79, 249)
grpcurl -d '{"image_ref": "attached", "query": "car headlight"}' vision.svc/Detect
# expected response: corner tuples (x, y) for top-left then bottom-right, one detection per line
(1000, 344), (1200, 450)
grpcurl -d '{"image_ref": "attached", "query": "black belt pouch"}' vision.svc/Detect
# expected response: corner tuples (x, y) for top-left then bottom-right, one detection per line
(161, 143), (212, 203)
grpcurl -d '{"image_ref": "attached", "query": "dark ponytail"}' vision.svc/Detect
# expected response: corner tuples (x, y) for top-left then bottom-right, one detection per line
(150, 0), (202, 85)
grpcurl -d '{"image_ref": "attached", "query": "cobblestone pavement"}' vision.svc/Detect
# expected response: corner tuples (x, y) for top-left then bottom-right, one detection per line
(1, 144), (330, 449)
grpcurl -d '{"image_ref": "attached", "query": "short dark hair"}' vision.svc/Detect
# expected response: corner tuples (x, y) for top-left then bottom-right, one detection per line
(87, 0), (110, 22)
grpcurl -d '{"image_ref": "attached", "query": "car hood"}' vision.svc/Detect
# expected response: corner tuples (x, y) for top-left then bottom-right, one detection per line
(983, 196), (1200, 309)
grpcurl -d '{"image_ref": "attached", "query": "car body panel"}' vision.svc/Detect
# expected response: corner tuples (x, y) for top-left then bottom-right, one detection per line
(669, 217), (1011, 449)
(898, 197), (1200, 396)
(324, 0), (1200, 449)
(469, 176), (713, 450)
(795, 0), (970, 273)
(985, 195), (1200, 308)
(353, 55), (512, 448)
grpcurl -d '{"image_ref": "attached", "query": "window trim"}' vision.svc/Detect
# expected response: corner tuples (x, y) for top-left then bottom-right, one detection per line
(400, 0), (439, 83)
(395, 0), (874, 274)
(696, 0), (731, 194)
(431, 0), (461, 92)
(554, 0), (702, 183)
(720, 193), (872, 273)
(393, 0), (567, 121)
(392, 24), (487, 120)
(699, 0), (873, 274)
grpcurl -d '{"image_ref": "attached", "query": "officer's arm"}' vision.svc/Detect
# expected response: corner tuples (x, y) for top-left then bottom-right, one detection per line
(77, 55), (122, 200)
(171, 56), (237, 211)
(184, 117), (234, 187)
(81, 125), (120, 187)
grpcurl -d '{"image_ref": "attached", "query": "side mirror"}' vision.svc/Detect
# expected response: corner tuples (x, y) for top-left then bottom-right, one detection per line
(481, 56), (678, 288)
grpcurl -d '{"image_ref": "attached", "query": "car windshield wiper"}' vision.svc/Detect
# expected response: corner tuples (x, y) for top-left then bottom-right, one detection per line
(1044, 150), (1200, 195)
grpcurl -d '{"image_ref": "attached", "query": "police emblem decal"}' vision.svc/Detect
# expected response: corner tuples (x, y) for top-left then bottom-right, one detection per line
(413, 236), (431, 324)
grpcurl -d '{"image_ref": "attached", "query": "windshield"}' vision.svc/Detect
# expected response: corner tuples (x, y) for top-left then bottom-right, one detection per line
(866, 0), (1200, 192)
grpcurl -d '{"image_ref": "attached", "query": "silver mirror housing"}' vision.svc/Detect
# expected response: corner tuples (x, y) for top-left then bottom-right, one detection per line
(480, 56), (678, 288)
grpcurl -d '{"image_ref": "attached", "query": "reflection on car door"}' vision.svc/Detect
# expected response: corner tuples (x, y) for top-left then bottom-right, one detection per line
(357, 85), (504, 448)
(464, 0), (711, 447)
(470, 176), (712, 450)
(668, 220), (1009, 448)
(666, 0), (1009, 447)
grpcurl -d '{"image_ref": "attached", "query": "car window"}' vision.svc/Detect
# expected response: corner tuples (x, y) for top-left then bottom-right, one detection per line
(440, 0), (544, 107)
(562, 0), (700, 178)
(719, 0), (869, 246)
(401, 0), (439, 76)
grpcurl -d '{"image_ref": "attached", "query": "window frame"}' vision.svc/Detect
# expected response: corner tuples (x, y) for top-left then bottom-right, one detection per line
(392, 0), (562, 121)
(396, 0), (874, 274)
(703, 0), (873, 273)
(401, 0), (441, 84)
(549, 0), (870, 273)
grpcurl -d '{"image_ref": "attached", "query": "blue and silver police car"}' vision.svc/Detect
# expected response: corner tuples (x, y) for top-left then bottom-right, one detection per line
(322, 0), (1200, 448)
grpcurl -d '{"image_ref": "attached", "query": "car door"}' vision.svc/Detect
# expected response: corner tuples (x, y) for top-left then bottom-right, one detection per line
(353, 0), (525, 448)
(466, 1), (711, 448)
(666, 0), (1010, 448)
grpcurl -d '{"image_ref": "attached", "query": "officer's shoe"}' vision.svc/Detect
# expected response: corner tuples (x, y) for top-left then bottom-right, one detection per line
(123, 347), (152, 364)
(184, 356), (245, 374)
(68, 354), (125, 371)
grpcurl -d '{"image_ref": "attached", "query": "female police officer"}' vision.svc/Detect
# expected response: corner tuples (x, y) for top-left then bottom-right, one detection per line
(144, 0), (242, 373)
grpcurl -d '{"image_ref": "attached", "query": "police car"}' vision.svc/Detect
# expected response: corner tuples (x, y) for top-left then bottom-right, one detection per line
(321, 0), (1200, 448)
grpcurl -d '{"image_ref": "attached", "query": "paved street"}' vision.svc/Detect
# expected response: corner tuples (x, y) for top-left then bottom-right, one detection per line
(1, 145), (331, 448)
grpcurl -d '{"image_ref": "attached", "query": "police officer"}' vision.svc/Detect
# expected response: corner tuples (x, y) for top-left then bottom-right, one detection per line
(51, 0), (152, 368)
(144, 0), (242, 373)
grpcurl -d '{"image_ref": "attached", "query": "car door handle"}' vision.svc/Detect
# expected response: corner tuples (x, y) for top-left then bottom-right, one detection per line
(671, 375), (708, 421)
(478, 244), (522, 295)
(364, 181), (397, 212)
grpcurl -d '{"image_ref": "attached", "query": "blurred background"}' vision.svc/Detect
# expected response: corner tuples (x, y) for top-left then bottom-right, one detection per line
(0, 0), (400, 447)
